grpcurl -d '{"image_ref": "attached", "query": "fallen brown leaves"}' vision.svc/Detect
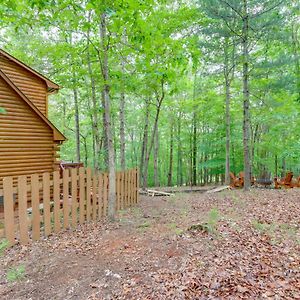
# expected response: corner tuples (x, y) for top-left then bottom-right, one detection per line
(0, 189), (300, 299)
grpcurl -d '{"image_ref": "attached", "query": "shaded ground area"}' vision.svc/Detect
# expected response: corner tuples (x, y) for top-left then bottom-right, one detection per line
(1, 189), (300, 299)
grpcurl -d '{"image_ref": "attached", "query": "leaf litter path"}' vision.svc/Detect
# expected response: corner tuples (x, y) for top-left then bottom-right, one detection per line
(0, 189), (300, 299)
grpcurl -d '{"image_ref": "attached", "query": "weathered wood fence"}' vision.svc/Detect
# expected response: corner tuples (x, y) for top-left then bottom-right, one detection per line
(0, 168), (139, 246)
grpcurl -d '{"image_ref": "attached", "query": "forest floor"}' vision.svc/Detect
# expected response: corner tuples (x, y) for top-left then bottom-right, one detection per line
(0, 189), (300, 299)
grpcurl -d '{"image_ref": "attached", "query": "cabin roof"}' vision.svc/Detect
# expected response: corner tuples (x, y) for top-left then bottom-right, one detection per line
(0, 48), (60, 93)
(0, 69), (66, 141)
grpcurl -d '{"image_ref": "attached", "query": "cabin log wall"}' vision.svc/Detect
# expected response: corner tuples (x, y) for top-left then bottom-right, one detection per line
(0, 76), (58, 188)
(0, 54), (48, 116)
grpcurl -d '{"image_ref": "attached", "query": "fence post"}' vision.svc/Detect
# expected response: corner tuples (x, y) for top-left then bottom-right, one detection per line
(3, 177), (15, 246)
(18, 176), (29, 244)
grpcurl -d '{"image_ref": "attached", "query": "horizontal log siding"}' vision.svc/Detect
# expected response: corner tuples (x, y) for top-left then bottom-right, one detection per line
(0, 54), (47, 115)
(0, 77), (57, 187)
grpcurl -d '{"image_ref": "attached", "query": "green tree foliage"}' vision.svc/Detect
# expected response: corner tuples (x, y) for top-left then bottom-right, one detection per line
(0, 0), (299, 188)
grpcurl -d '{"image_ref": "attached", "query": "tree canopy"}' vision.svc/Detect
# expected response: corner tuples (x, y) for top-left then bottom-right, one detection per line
(0, 0), (299, 188)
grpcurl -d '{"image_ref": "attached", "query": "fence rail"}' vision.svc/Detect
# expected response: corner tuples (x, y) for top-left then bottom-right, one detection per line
(1, 168), (139, 246)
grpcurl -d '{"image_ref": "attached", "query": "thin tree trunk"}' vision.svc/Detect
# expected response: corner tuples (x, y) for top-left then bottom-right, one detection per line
(177, 113), (183, 186)
(119, 59), (126, 170)
(86, 14), (101, 169)
(154, 126), (159, 187)
(167, 123), (174, 187)
(62, 98), (67, 135)
(242, 0), (251, 191)
(119, 92), (126, 170)
(73, 87), (80, 163)
(292, 24), (300, 100)
(140, 99), (150, 189)
(282, 158), (286, 177)
(192, 74), (197, 186)
(143, 80), (165, 188)
(100, 13), (116, 220)
(87, 46), (101, 169)
(192, 112), (197, 186)
(275, 154), (278, 177)
(224, 37), (231, 185)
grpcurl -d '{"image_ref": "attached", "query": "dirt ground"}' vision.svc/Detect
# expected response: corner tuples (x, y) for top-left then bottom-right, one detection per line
(0, 189), (300, 299)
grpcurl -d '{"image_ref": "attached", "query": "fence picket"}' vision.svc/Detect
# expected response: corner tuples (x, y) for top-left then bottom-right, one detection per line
(3, 177), (15, 246)
(53, 171), (60, 233)
(116, 172), (120, 210)
(18, 176), (29, 244)
(79, 167), (85, 224)
(120, 171), (124, 209)
(132, 169), (135, 204)
(31, 174), (40, 241)
(124, 171), (127, 208)
(98, 174), (103, 219)
(63, 169), (69, 229)
(43, 172), (51, 236)
(130, 170), (134, 206)
(2, 167), (138, 245)
(127, 170), (130, 207)
(103, 173), (108, 216)
(92, 172), (97, 220)
(71, 168), (78, 227)
(137, 169), (139, 203)
(86, 168), (92, 222)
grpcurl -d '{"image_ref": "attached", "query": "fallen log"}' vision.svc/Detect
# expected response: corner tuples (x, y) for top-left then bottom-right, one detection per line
(139, 189), (174, 197)
(206, 186), (230, 194)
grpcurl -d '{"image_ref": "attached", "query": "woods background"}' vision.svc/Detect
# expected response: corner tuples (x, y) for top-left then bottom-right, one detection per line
(0, 0), (299, 188)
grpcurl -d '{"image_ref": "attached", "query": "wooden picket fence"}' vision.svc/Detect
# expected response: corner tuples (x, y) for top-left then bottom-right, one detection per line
(0, 168), (139, 246)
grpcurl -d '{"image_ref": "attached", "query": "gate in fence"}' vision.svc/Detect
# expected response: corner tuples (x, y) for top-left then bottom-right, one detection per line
(0, 168), (139, 246)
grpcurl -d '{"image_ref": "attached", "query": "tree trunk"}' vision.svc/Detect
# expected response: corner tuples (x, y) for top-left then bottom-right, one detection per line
(224, 38), (231, 185)
(119, 60), (126, 170)
(275, 154), (278, 177)
(154, 126), (159, 187)
(143, 80), (165, 188)
(167, 123), (174, 187)
(292, 24), (300, 100)
(192, 112), (197, 186)
(140, 99), (150, 189)
(282, 158), (286, 177)
(87, 18), (101, 169)
(100, 13), (116, 220)
(73, 87), (80, 163)
(242, 0), (251, 191)
(177, 113), (183, 186)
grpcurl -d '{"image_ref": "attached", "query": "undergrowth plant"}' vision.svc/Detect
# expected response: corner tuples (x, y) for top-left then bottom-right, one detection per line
(206, 208), (220, 234)
(189, 208), (221, 235)
(0, 239), (9, 255)
(7, 265), (25, 282)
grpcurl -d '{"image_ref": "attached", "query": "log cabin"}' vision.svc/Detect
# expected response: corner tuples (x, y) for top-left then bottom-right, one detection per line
(0, 49), (65, 189)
